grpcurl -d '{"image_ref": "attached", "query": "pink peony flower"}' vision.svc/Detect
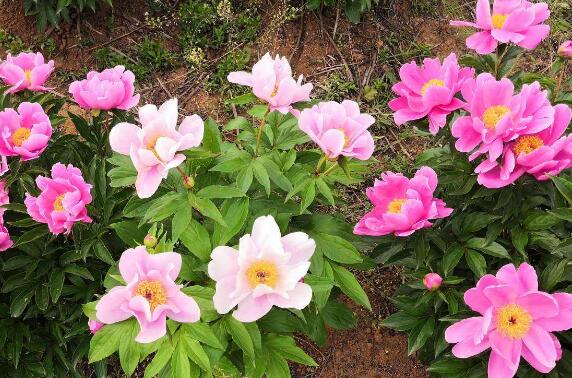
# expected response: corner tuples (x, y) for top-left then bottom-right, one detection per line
(228, 53), (313, 114)
(0, 224), (12, 252)
(0, 180), (9, 218)
(0, 102), (52, 161)
(388, 53), (474, 134)
(208, 215), (315, 322)
(477, 104), (572, 188)
(109, 98), (204, 198)
(298, 100), (375, 160)
(88, 320), (103, 334)
(354, 167), (453, 237)
(25, 163), (92, 235)
(450, 0), (550, 54)
(0, 155), (8, 176)
(423, 273), (443, 291)
(69, 65), (140, 111)
(96, 246), (200, 343)
(452, 75), (553, 163)
(0, 52), (54, 93)
(445, 263), (572, 378)
(558, 40), (572, 58)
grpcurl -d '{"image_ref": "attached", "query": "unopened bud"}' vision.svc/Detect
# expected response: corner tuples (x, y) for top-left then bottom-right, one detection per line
(144, 234), (157, 248)
(423, 273), (443, 291)
(91, 109), (101, 118)
(558, 41), (572, 59)
(183, 176), (195, 189)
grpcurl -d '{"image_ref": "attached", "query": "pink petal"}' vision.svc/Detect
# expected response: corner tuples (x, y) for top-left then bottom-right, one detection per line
(95, 286), (132, 324)
(232, 294), (273, 322)
(109, 122), (140, 155)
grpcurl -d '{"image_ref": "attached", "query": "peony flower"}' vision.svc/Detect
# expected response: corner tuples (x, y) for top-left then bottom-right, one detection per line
(228, 53), (313, 114)
(69, 65), (140, 111)
(298, 100), (375, 160)
(0, 155), (8, 176)
(354, 167), (453, 237)
(450, 0), (550, 54)
(0, 180), (9, 218)
(452, 75), (553, 163)
(0, 224), (12, 252)
(423, 273), (443, 291)
(388, 53), (474, 134)
(208, 215), (315, 322)
(0, 102), (52, 161)
(88, 320), (103, 334)
(109, 98), (204, 198)
(25, 163), (92, 235)
(0, 52), (54, 93)
(96, 246), (200, 343)
(476, 104), (572, 188)
(445, 263), (572, 378)
(558, 40), (572, 58)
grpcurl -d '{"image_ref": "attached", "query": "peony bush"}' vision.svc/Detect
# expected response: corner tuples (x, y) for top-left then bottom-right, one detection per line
(0, 0), (570, 377)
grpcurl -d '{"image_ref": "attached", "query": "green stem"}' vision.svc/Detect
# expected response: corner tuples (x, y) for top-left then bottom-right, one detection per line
(321, 162), (339, 176)
(315, 155), (327, 174)
(254, 112), (268, 157)
(552, 61), (567, 102)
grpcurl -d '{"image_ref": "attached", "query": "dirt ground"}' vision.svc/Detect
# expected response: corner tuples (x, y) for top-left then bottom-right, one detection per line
(0, 0), (469, 376)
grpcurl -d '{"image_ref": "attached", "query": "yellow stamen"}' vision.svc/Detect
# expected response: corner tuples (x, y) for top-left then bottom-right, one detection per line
(11, 127), (32, 147)
(24, 70), (32, 84)
(387, 199), (407, 214)
(53, 194), (65, 212)
(496, 304), (532, 339)
(513, 135), (544, 155)
(134, 280), (167, 312)
(270, 82), (279, 97)
(246, 261), (279, 288)
(482, 105), (510, 130)
(420, 79), (445, 95)
(337, 128), (351, 148)
(492, 14), (508, 29)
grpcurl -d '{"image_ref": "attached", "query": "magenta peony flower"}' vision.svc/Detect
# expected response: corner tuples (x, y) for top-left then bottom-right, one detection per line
(354, 167), (453, 237)
(445, 263), (572, 378)
(109, 98), (204, 199)
(388, 53), (474, 134)
(208, 215), (315, 322)
(452, 75), (553, 163)
(0, 102), (52, 161)
(0, 52), (54, 93)
(423, 273), (443, 291)
(298, 100), (375, 160)
(558, 40), (572, 58)
(0, 224), (12, 252)
(96, 247), (200, 343)
(69, 65), (140, 111)
(88, 320), (103, 334)
(0, 180), (9, 218)
(0, 155), (8, 177)
(228, 53), (313, 114)
(476, 104), (572, 188)
(450, 0), (550, 54)
(25, 163), (92, 235)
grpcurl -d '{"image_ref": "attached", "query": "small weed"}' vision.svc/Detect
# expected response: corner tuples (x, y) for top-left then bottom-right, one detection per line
(205, 48), (251, 93)
(0, 29), (28, 54)
(317, 72), (358, 102)
(95, 47), (149, 80)
(138, 38), (175, 71)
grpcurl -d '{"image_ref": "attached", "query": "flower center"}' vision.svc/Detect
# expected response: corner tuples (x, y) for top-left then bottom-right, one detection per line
(24, 70), (32, 84)
(492, 14), (508, 29)
(337, 128), (351, 147)
(246, 261), (279, 288)
(420, 79), (445, 95)
(53, 194), (65, 212)
(11, 127), (31, 147)
(270, 82), (279, 97)
(513, 135), (544, 155)
(496, 304), (532, 339)
(134, 280), (167, 312)
(387, 198), (407, 214)
(482, 105), (510, 130)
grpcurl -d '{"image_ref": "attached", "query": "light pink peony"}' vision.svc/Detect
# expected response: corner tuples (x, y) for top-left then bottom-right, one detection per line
(0, 52), (54, 93)
(228, 53), (313, 114)
(88, 320), (103, 334)
(445, 263), (572, 378)
(423, 273), (443, 291)
(477, 104), (572, 188)
(450, 0), (550, 54)
(109, 98), (204, 198)
(96, 247), (200, 343)
(388, 53), (474, 134)
(69, 65), (140, 111)
(354, 167), (453, 237)
(208, 215), (315, 322)
(558, 40), (572, 58)
(298, 100), (375, 160)
(452, 75), (553, 163)
(25, 163), (92, 235)
(0, 102), (52, 161)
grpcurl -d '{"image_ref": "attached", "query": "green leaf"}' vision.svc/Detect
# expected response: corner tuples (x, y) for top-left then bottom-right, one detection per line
(252, 160), (271, 196)
(465, 250), (487, 277)
(212, 197), (249, 247)
(196, 185), (244, 199)
(266, 349), (291, 378)
(248, 104), (269, 119)
(314, 233), (362, 264)
(236, 165), (254, 192)
(300, 180), (316, 212)
(408, 317), (435, 355)
(321, 301), (356, 330)
(260, 157), (292, 192)
(144, 193), (187, 223)
(181, 338), (210, 372)
(119, 320), (140, 376)
(188, 193), (226, 226)
(49, 269), (65, 303)
(64, 265), (94, 280)
(330, 263), (371, 310)
(381, 311), (425, 331)
(107, 154), (137, 187)
(511, 227), (528, 254)
(180, 219), (212, 261)
(264, 334), (317, 367)
(551, 175), (572, 206)
(111, 221), (149, 247)
(89, 319), (134, 363)
(462, 212), (501, 233)
(203, 118), (222, 153)
(224, 316), (254, 359)
(182, 323), (224, 350)
(144, 343), (173, 378)
(466, 238), (510, 259)
(524, 211), (561, 231)
(172, 208), (193, 242)
(226, 93), (257, 105)
(171, 340), (191, 378)
(12, 225), (49, 248)
(315, 177), (334, 205)
(224, 117), (251, 131)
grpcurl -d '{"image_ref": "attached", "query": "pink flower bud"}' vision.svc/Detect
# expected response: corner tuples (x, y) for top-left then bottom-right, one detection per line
(558, 41), (572, 59)
(88, 320), (103, 334)
(423, 273), (443, 291)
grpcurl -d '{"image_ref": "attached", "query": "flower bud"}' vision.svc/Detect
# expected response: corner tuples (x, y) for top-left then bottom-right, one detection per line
(423, 273), (443, 291)
(183, 175), (195, 189)
(144, 234), (157, 248)
(88, 320), (103, 334)
(91, 109), (101, 118)
(558, 41), (572, 59)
